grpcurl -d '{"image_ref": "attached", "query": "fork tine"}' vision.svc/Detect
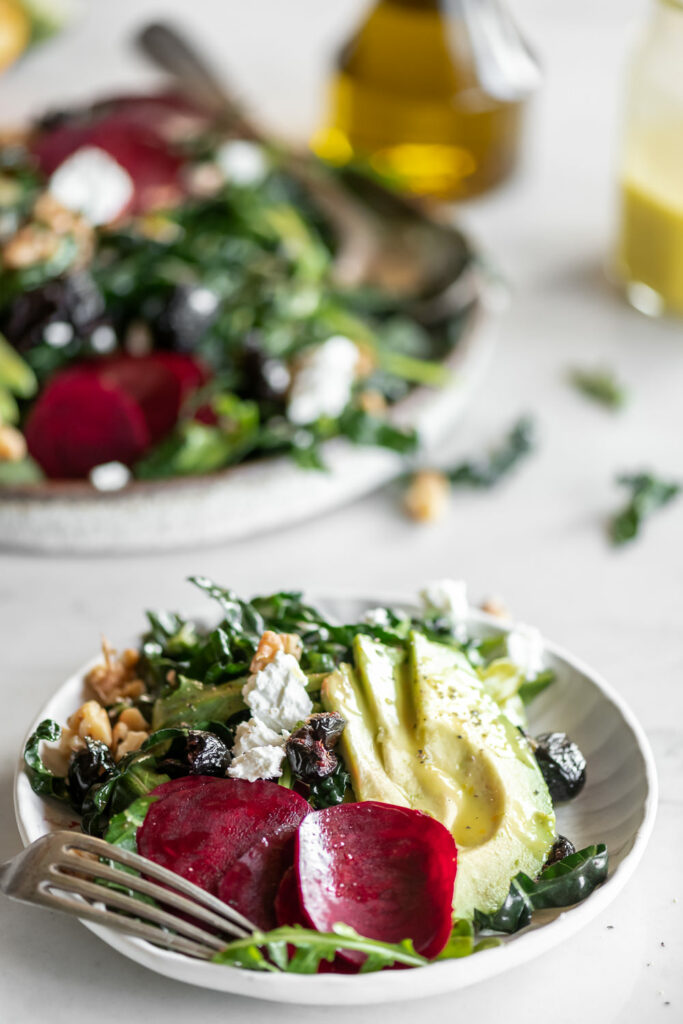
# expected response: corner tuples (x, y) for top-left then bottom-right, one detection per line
(44, 866), (228, 951)
(67, 834), (255, 933)
(38, 886), (216, 959)
(53, 855), (250, 939)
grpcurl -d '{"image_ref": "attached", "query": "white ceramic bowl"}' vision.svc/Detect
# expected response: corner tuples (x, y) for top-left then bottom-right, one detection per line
(14, 594), (657, 1004)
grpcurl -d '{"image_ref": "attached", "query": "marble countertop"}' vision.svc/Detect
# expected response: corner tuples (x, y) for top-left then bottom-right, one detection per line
(1, 1), (680, 1021)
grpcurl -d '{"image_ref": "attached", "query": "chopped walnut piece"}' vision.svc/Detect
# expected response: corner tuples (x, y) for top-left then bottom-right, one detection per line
(2, 224), (59, 269)
(0, 424), (27, 462)
(112, 720), (148, 761)
(357, 389), (387, 415)
(250, 630), (304, 673)
(85, 640), (146, 704)
(480, 596), (511, 621)
(59, 700), (113, 755)
(354, 342), (376, 379)
(403, 470), (450, 523)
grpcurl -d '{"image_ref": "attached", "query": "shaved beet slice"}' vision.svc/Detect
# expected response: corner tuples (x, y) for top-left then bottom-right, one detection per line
(25, 369), (149, 478)
(275, 865), (306, 927)
(96, 353), (206, 442)
(96, 356), (181, 445)
(138, 778), (310, 930)
(295, 802), (457, 963)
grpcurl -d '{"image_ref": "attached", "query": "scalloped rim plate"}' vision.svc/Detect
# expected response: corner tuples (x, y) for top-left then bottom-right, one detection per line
(13, 593), (657, 1004)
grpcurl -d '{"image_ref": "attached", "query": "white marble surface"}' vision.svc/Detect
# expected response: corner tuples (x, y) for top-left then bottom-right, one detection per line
(1, 0), (681, 1020)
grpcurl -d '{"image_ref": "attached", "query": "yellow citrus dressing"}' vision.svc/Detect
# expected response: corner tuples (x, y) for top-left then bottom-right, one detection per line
(618, 124), (683, 313)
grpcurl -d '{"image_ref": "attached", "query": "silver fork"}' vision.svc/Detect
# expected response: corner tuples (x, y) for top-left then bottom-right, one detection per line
(1, 831), (257, 960)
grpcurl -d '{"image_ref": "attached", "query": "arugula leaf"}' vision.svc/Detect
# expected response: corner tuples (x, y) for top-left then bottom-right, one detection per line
(447, 417), (535, 488)
(213, 923), (427, 973)
(518, 669), (556, 705)
(610, 472), (680, 546)
(23, 719), (69, 801)
(570, 367), (626, 410)
(474, 844), (608, 934)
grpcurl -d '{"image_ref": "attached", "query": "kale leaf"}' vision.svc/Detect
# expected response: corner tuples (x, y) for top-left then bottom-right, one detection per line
(447, 417), (535, 488)
(23, 719), (69, 801)
(570, 367), (626, 410)
(610, 472), (680, 545)
(474, 843), (608, 934)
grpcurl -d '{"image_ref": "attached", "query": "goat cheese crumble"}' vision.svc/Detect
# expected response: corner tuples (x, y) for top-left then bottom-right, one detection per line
(507, 624), (545, 678)
(420, 579), (469, 622)
(362, 607), (391, 628)
(216, 140), (269, 187)
(228, 744), (286, 782)
(243, 651), (312, 732)
(231, 717), (286, 756)
(49, 146), (134, 225)
(287, 335), (359, 426)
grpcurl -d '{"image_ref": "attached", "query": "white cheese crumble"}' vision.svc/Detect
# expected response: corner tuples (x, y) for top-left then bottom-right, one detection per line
(231, 717), (286, 757)
(362, 607), (391, 628)
(228, 744), (286, 782)
(242, 650), (312, 733)
(287, 335), (358, 426)
(420, 579), (469, 622)
(49, 146), (134, 226)
(216, 140), (269, 187)
(506, 624), (545, 678)
(89, 461), (131, 492)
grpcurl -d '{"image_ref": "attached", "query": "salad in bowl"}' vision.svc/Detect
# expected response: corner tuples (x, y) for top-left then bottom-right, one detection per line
(22, 578), (611, 977)
(0, 90), (478, 492)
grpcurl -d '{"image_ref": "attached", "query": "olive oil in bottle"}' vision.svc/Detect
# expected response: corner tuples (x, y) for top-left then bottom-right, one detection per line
(312, 0), (535, 200)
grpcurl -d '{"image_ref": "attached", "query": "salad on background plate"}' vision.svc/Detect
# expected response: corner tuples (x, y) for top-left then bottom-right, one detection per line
(22, 578), (615, 979)
(0, 90), (482, 492)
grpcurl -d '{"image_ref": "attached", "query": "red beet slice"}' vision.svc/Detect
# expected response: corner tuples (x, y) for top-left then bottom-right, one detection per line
(96, 356), (181, 445)
(138, 778), (310, 930)
(89, 93), (211, 143)
(275, 865), (306, 927)
(25, 368), (149, 478)
(145, 351), (208, 403)
(294, 802), (457, 963)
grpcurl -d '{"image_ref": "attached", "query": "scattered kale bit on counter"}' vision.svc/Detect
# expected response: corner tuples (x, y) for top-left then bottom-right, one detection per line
(447, 416), (536, 489)
(609, 471), (681, 546)
(570, 367), (627, 410)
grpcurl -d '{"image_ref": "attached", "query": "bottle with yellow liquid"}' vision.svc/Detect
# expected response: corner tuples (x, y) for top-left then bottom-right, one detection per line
(312, 0), (540, 200)
(617, 0), (683, 316)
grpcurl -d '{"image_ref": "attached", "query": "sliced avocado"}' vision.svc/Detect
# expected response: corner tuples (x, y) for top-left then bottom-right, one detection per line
(323, 632), (555, 920)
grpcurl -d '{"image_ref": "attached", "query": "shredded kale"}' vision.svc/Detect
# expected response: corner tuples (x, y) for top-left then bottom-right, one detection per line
(447, 417), (536, 488)
(570, 367), (626, 410)
(609, 472), (680, 546)
(23, 719), (69, 801)
(474, 844), (608, 934)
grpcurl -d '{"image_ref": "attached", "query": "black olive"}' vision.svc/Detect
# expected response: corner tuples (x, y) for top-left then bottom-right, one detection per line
(67, 739), (116, 812)
(0, 272), (109, 354)
(159, 730), (231, 778)
(152, 284), (219, 353)
(533, 732), (587, 802)
(285, 712), (345, 782)
(240, 331), (291, 403)
(545, 834), (576, 867)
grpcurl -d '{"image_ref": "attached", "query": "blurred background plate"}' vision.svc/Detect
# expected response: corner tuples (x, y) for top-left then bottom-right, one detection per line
(14, 596), (657, 1003)
(0, 274), (502, 554)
